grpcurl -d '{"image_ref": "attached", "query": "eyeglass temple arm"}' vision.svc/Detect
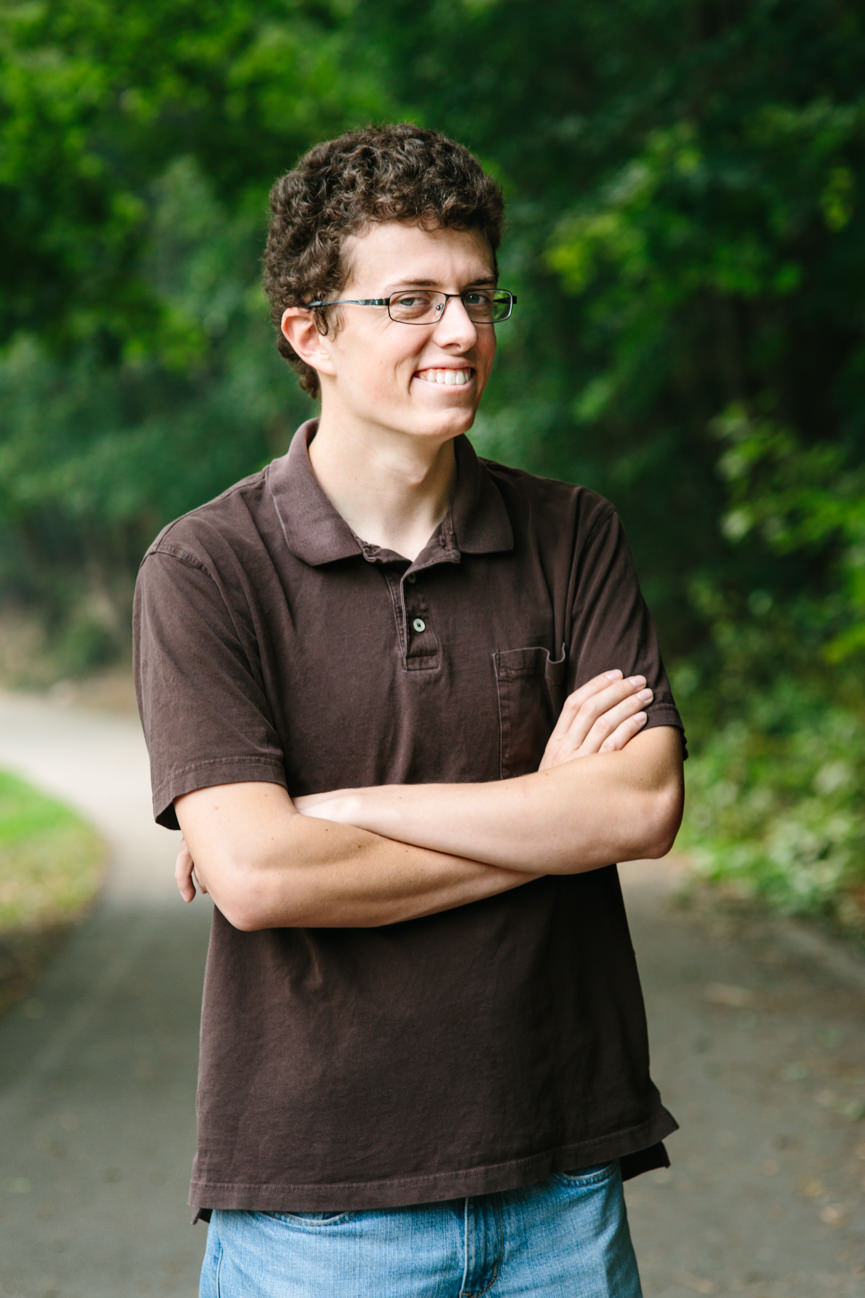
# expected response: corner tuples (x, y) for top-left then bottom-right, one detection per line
(304, 298), (389, 308)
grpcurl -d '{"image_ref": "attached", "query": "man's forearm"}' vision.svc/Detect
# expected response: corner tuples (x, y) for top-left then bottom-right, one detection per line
(173, 675), (679, 926)
(175, 782), (537, 930)
(296, 726), (684, 875)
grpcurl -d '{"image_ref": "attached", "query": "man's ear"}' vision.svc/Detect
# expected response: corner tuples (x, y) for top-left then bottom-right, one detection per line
(280, 307), (337, 379)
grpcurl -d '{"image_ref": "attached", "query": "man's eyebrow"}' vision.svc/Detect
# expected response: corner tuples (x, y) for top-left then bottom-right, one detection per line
(385, 275), (498, 291)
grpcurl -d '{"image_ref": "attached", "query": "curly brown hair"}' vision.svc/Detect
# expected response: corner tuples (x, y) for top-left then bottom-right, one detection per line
(262, 123), (505, 398)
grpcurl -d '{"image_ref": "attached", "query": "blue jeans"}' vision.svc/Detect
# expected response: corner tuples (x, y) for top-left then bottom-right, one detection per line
(199, 1162), (642, 1297)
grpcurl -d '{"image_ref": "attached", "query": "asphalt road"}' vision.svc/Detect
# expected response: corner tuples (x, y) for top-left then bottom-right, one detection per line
(0, 689), (862, 1297)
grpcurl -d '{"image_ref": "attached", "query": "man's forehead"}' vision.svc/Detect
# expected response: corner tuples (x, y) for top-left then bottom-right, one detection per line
(339, 220), (495, 287)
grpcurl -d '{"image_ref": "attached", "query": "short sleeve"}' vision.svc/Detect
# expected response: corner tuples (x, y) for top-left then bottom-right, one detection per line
(570, 505), (687, 750)
(133, 546), (289, 829)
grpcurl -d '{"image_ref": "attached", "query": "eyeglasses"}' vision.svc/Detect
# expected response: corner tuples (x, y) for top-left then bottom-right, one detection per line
(304, 288), (517, 325)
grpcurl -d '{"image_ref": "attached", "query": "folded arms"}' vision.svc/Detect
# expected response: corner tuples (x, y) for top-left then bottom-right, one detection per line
(174, 669), (684, 930)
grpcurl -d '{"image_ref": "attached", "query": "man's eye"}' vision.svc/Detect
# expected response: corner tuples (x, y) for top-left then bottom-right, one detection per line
(463, 291), (492, 306)
(394, 292), (433, 309)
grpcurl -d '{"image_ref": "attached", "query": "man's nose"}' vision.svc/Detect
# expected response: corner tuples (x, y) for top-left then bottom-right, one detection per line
(431, 295), (479, 345)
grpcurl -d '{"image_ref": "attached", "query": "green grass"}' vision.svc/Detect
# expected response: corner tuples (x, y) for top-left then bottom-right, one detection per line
(0, 770), (105, 1012)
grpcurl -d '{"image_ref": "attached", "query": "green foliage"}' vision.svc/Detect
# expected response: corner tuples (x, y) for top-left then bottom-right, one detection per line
(1, 0), (864, 921)
(711, 402), (865, 666)
(676, 668), (865, 932)
(0, 0), (389, 350)
(0, 153), (315, 665)
(675, 556), (865, 934)
(0, 2), (378, 660)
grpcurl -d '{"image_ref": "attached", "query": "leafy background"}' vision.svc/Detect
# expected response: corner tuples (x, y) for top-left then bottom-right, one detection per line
(1, 0), (863, 928)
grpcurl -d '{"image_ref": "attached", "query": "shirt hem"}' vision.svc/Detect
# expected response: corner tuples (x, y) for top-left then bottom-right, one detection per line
(188, 1108), (678, 1214)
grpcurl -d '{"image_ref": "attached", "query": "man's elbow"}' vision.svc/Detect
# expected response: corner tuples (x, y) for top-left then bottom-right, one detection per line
(642, 778), (684, 859)
(207, 880), (272, 932)
(201, 855), (301, 932)
(221, 896), (274, 933)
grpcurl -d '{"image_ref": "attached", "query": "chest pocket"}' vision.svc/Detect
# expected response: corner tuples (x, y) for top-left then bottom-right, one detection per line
(493, 645), (568, 778)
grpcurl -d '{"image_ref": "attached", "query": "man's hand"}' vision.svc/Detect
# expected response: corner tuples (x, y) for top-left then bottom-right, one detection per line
(538, 668), (652, 770)
(294, 666), (661, 833)
(175, 835), (206, 903)
(293, 668), (651, 827)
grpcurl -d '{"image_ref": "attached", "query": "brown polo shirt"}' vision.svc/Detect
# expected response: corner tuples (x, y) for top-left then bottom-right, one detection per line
(134, 419), (685, 1213)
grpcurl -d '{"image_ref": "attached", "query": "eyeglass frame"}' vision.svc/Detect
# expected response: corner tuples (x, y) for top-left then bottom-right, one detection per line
(303, 288), (517, 324)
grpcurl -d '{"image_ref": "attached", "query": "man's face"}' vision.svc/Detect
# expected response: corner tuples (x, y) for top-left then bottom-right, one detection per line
(315, 221), (498, 451)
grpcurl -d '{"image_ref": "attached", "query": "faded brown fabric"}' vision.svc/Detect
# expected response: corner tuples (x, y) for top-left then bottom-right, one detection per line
(134, 420), (685, 1213)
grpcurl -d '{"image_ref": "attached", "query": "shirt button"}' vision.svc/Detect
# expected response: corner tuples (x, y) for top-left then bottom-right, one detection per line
(406, 573), (417, 584)
(412, 618), (426, 633)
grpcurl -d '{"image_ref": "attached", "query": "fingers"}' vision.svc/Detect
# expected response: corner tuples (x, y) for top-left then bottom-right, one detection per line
(561, 671), (651, 745)
(598, 707), (649, 753)
(540, 670), (653, 768)
(174, 837), (198, 903)
(584, 685), (652, 751)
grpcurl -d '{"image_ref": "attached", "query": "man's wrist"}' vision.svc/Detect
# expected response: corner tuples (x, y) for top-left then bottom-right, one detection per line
(295, 787), (366, 826)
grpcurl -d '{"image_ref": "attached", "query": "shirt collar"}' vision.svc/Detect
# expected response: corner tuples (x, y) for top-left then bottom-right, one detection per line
(268, 419), (514, 566)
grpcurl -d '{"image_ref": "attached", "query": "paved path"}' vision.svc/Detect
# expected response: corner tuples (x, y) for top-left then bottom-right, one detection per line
(0, 690), (863, 1297)
(0, 691), (210, 1298)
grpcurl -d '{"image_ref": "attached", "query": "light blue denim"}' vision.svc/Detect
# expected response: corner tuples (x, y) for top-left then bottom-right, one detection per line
(199, 1162), (642, 1297)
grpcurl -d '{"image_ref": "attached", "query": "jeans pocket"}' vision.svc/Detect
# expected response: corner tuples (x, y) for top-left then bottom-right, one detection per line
(553, 1161), (618, 1188)
(493, 644), (567, 777)
(261, 1210), (354, 1226)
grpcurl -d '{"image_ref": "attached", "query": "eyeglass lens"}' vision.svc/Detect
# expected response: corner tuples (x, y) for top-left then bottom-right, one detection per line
(389, 290), (512, 324)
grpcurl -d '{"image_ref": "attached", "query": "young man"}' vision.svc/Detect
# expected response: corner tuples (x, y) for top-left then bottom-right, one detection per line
(134, 124), (685, 1297)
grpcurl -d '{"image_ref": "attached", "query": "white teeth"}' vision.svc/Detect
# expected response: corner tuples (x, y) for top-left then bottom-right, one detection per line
(417, 368), (472, 386)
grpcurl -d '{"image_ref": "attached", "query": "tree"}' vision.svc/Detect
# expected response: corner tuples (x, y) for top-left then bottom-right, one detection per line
(0, 0), (390, 663)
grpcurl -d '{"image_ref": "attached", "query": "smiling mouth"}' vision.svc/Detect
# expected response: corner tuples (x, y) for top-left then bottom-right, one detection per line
(414, 368), (474, 386)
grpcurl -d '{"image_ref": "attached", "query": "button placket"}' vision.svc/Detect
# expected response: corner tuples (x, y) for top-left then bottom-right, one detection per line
(406, 580), (428, 639)
(378, 567), (408, 657)
(403, 581), (438, 670)
(368, 559), (441, 668)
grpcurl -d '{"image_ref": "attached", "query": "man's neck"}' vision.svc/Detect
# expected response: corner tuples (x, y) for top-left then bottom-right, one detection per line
(308, 418), (458, 562)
